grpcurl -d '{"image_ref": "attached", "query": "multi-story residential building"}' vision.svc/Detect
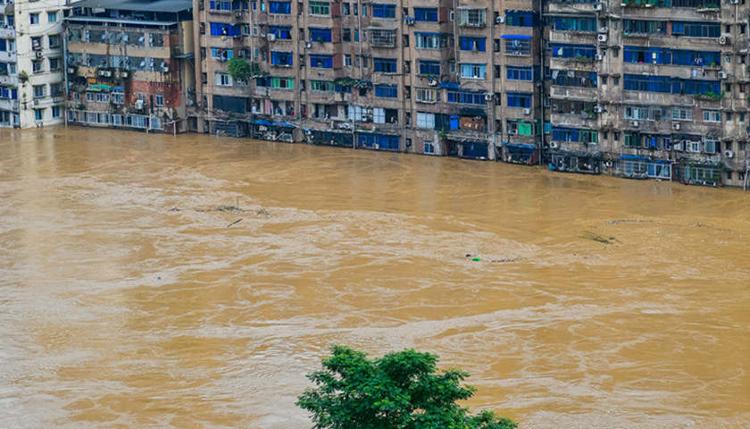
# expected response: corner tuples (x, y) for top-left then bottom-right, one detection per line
(545, 0), (750, 186)
(64, 0), (195, 133)
(195, 0), (542, 160)
(1, 0), (68, 128)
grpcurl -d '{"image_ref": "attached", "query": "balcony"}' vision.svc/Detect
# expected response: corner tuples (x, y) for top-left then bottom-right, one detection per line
(456, 8), (486, 28)
(0, 25), (15, 38)
(369, 29), (397, 48)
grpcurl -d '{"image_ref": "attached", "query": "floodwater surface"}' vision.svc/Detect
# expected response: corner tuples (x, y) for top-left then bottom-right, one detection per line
(0, 128), (749, 429)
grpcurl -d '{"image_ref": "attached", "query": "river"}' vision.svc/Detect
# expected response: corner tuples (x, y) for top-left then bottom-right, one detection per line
(0, 128), (748, 428)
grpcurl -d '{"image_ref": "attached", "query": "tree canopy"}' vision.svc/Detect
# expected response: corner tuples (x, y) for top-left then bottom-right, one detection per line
(297, 345), (517, 429)
(226, 58), (259, 83)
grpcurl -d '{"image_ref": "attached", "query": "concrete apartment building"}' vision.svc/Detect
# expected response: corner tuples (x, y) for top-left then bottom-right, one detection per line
(64, 0), (195, 133)
(194, 0), (542, 160)
(1, 0), (68, 128)
(546, 0), (750, 186)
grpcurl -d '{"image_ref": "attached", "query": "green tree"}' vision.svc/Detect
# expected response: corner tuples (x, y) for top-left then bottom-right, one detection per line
(226, 57), (257, 83)
(297, 345), (517, 429)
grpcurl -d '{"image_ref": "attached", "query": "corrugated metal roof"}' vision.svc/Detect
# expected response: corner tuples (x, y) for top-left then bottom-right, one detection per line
(71, 0), (191, 13)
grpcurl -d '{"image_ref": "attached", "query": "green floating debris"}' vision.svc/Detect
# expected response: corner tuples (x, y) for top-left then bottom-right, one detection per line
(471, 257), (481, 262)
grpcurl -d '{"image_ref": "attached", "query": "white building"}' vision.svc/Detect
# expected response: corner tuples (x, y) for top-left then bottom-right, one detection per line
(0, 0), (67, 128)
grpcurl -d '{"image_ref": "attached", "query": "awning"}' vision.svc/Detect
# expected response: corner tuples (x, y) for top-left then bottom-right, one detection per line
(440, 81), (460, 90)
(274, 121), (296, 128)
(86, 83), (112, 92)
(620, 154), (649, 161)
(252, 119), (273, 126)
(505, 143), (536, 151)
(501, 34), (532, 40)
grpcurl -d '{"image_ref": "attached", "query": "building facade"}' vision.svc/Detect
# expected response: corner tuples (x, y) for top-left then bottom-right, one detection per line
(546, 0), (750, 186)
(1, 0), (68, 128)
(64, 0), (195, 133)
(194, 0), (543, 160)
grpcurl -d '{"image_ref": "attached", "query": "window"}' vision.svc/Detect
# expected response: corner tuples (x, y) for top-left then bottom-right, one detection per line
(30, 13), (40, 25)
(671, 107), (693, 121)
(552, 17), (597, 32)
(374, 84), (398, 98)
(415, 33), (450, 49)
(47, 11), (58, 23)
(447, 90), (485, 105)
(373, 58), (397, 73)
(48, 35), (61, 49)
(459, 63), (486, 79)
(309, 27), (332, 43)
(504, 38), (531, 56)
(311, 80), (334, 91)
(309, 54), (333, 68)
(418, 60), (440, 76)
(52, 106), (61, 119)
(703, 110), (721, 122)
(269, 1), (291, 14)
(34, 109), (43, 121)
(506, 66), (533, 81)
(32, 61), (43, 73)
(703, 139), (718, 154)
(505, 10), (534, 27)
(270, 77), (294, 89)
(271, 51), (293, 66)
(416, 112), (435, 129)
(155, 95), (165, 106)
(624, 74), (721, 95)
(623, 19), (666, 35)
(550, 43), (596, 59)
(33, 84), (46, 98)
(210, 47), (234, 60)
(623, 46), (720, 67)
(50, 83), (63, 97)
(215, 72), (233, 86)
(372, 4), (395, 17)
(552, 127), (598, 144)
(672, 21), (721, 38)
(456, 8), (486, 27)
(551, 69), (597, 88)
(112, 91), (125, 104)
(268, 26), (292, 40)
(209, 22), (241, 36)
(309, 1), (330, 15)
(49, 57), (60, 71)
(459, 36), (486, 52)
(507, 92), (532, 108)
(424, 140), (435, 154)
(415, 88), (437, 103)
(413, 7), (437, 22)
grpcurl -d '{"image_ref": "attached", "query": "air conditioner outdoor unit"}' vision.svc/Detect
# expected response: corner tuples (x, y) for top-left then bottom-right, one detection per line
(549, 141), (559, 149)
(495, 16), (504, 24)
(484, 92), (494, 101)
(523, 108), (531, 115)
(594, 105), (604, 113)
(631, 120), (639, 127)
(672, 122), (681, 130)
(719, 35), (729, 45)
(35, 51), (43, 58)
(598, 34), (608, 43)
(449, 11), (454, 21)
(428, 78), (438, 86)
(404, 16), (415, 25)
(135, 99), (144, 109)
(593, 2), (603, 10)
(725, 149), (734, 158)
(267, 33), (276, 41)
(305, 41), (312, 48)
(598, 26), (608, 33)
(719, 71), (728, 79)
(595, 53), (604, 61)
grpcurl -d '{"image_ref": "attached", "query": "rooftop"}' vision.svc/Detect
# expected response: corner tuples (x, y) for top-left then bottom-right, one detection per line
(72, 0), (191, 13)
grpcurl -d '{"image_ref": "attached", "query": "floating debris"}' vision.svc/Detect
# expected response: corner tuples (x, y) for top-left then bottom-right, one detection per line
(582, 231), (618, 245)
(227, 218), (243, 228)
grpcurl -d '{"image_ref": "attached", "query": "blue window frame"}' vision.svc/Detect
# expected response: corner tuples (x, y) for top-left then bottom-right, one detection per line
(269, 1), (291, 14)
(209, 0), (232, 11)
(372, 3), (396, 17)
(210, 22), (241, 36)
(0, 86), (18, 99)
(358, 133), (400, 151)
(506, 66), (533, 81)
(268, 25), (292, 40)
(374, 84), (398, 98)
(552, 127), (598, 144)
(507, 92), (532, 108)
(505, 10), (535, 27)
(374, 58), (398, 73)
(671, 21), (720, 37)
(0, 39), (6, 51)
(550, 43), (596, 59)
(414, 7), (438, 21)
(459, 36), (486, 52)
(309, 27), (332, 42)
(623, 74), (720, 95)
(310, 54), (333, 68)
(418, 60), (440, 76)
(553, 17), (597, 32)
(446, 90), (485, 105)
(271, 51), (293, 66)
(210, 47), (234, 60)
(624, 46), (720, 67)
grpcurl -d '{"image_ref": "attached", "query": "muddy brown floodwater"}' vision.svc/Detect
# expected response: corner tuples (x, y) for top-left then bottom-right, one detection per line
(0, 128), (749, 429)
